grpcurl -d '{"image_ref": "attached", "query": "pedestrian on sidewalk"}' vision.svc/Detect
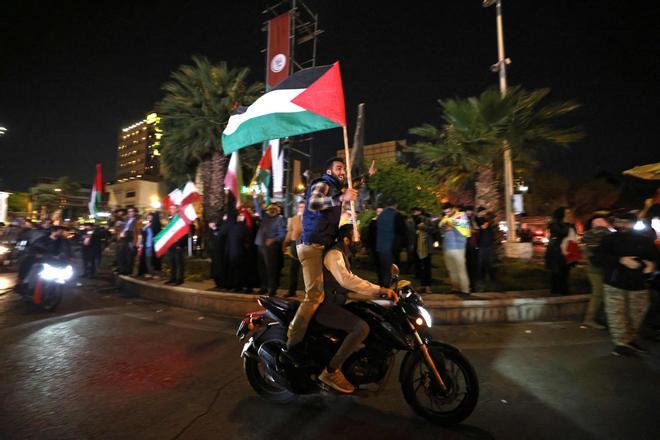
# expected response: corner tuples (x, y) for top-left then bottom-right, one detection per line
(138, 212), (160, 279)
(440, 202), (471, 295)
(476, 207), (497, 288)
(412, 207), (433, 293)
(376, 199), (407, 287)
(220, 210), (250, 292)
(165, 204), (186, 285)
(117, 207), (139, 275)
(283, 200), (305, 297)
(594, 212), (658, 356)
(254, 201), (286, 296)
(581, 213), (613, 329)
(81, 223), (101, 278)
(545, 207), (579, 295)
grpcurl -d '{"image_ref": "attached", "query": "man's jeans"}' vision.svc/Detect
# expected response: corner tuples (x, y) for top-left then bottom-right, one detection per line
(287, 243), (325, 347)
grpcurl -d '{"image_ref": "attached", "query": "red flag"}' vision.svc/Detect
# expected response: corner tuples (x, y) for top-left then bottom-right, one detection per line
(95, 163), (104, 194)
(267, 13), (291, 88)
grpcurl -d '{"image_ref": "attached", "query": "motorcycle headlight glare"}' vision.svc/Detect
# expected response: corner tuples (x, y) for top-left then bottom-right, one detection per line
(418, 306), (433, 328)
(40, 264), (74, 284)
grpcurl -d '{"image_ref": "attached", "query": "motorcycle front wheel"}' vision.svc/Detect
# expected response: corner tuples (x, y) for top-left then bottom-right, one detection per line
(40, 284), (63, 311)
(401, 347), (478, 425)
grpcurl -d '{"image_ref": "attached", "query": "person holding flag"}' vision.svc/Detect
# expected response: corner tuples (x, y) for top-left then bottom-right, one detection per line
(154, 182), (200, 285)
(286, 156), (357, 349)
(220, 62), (361, 351)
(165, 203), (187, 285)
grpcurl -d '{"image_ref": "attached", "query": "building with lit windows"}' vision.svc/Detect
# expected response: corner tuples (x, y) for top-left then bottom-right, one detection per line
(106, 113), (167, 212)
(116, 112), (162, 180)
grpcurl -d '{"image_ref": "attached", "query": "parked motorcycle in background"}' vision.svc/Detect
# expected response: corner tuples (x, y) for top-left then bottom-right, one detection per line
(236, 265), (479, 425)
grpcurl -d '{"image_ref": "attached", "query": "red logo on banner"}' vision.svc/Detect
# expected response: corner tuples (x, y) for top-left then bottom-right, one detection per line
(267, 13), (290, 88)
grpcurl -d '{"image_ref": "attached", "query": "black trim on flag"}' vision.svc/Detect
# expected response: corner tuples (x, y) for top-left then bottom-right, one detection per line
(272, 64), (332, 91)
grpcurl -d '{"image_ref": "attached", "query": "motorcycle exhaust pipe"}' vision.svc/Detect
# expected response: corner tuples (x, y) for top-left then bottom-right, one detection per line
(257, 343), (281, 372)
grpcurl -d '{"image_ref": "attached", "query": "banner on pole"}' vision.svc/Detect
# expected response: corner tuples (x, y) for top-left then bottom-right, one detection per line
(267, 13), (290, 89)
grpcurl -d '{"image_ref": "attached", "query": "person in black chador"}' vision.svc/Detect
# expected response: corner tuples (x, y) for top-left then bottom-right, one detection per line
(208, 218), (226, 288)
(219, 210), (251, 292)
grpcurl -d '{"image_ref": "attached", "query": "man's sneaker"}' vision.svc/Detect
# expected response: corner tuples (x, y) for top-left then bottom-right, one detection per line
(611, 345), (636, 357)
(319, 368), (355, 394)
(625, 341), (650, 354)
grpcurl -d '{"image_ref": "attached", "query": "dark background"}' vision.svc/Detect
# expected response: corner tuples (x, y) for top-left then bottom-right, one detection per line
(1, 0), (658, 190)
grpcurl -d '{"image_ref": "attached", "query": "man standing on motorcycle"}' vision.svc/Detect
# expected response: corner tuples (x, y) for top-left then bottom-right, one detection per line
(287, 157), (358, 350)
(316, 224), (397, 393)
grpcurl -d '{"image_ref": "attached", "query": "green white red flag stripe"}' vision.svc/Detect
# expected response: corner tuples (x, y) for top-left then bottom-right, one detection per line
(221, 62), (346, 154)
(88, 163), (103, 217)
(155, 183), (199, 257)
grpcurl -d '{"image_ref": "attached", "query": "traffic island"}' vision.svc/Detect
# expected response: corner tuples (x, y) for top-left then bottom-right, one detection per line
(117, 275), (590, 324)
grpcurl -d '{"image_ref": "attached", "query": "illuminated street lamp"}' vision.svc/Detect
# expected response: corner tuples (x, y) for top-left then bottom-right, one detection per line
(483, 0), (517, 244)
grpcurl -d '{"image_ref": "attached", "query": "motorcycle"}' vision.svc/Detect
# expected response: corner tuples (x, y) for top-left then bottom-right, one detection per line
(236, 265), (479, 425)
(16, 258), (73, 311)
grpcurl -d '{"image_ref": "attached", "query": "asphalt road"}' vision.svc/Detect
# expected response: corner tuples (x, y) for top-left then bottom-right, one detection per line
(1, 270), (660, 440)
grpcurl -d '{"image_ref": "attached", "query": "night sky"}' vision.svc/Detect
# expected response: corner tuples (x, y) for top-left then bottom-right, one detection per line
(1, 0), (659, 191)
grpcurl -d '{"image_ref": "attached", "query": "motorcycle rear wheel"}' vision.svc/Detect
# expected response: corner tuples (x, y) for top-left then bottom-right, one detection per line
(401, 347), (478, 425)
(244, 325), (296, 403)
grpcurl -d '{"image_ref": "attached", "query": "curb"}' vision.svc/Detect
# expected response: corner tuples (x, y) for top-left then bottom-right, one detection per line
(117, 275), (589, 324)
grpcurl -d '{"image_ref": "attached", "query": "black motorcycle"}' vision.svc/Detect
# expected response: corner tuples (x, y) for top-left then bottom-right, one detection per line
(16, 258), (73, 311)
(236, 265), (479, 425)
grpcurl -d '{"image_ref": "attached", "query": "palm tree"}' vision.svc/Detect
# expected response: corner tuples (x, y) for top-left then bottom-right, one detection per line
(155, 56), (262, 222)
(409, 87), (582, 217)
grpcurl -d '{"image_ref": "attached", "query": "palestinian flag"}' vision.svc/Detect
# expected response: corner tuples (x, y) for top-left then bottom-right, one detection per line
(88, 163), (103, 217)
(253, 145), (272, 188)
(222, 62), (346, 154)
(154, 183), (199, 257)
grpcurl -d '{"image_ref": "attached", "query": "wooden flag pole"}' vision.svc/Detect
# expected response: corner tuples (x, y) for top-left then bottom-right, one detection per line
(342, 125), (360, 242)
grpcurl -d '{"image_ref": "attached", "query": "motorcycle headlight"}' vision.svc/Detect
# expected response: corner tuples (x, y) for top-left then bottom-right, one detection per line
(413, 306), (433, 328)
(40, 264), (74, 284)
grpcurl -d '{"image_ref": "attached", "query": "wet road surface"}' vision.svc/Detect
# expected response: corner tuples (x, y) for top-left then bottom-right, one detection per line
(1, 271), (660, 439)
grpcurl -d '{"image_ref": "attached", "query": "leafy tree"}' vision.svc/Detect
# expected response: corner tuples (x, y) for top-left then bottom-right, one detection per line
(367, 161), (441, 214)
(409, 87), (582, 218)
(155, 56), (262, 222)
(8, 192), (30, 215)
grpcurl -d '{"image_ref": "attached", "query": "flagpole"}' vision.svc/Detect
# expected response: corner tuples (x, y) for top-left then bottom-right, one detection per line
(342, 125), (360, 242)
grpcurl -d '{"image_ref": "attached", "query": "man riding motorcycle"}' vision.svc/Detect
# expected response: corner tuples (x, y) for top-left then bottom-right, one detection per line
(315, 224), (397, 393)
(16, 226), (72, 288)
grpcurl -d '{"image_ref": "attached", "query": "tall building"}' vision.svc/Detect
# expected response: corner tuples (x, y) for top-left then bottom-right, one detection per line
(336, 139), (408, 165)
(107, 112), (167, 212)
(116, 112), (162, 181)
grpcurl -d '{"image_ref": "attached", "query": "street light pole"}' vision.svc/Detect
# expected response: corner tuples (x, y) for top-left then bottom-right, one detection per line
(484, 0), (517, 244)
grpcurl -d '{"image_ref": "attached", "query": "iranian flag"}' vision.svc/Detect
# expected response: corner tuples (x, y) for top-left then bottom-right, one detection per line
(222, 62), (346, 154)
(88, 163), (103, 217)
(154, 183), (199, 257)
(224, 151), (244, 207)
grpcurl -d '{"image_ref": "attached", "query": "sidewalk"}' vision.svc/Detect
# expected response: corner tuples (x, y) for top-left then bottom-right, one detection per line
(118, 275), (589, 324)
